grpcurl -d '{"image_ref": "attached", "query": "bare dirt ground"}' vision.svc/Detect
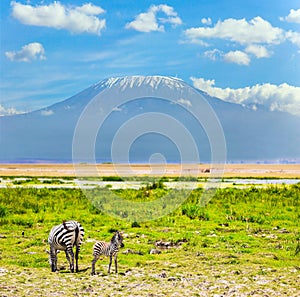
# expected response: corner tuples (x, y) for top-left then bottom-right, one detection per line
(1, 263), (299, 297)
(0, 163), (299, 178)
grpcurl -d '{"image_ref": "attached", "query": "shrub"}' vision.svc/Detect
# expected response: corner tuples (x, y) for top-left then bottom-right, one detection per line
(102, 176), (123, 182)
(131, 221), (141, 228)
(0, 205), (9, 218)
(182, 204), (209, 220)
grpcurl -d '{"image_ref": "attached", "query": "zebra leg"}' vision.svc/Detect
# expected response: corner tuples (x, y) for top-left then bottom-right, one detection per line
(50, 248), (57, 272)
(54, 254), (58, 272)
(65, 250), (71, 272)
(108, 255), (113, 274)
(75, 245), (79, 272)
(70, 248), (75, 272)
(66, 248), (75, 272)
(91, 255), (99, 275)
(114, 254), (118, 273)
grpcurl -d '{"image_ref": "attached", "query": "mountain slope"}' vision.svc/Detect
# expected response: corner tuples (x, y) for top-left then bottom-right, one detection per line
(1, 76), (300, 163)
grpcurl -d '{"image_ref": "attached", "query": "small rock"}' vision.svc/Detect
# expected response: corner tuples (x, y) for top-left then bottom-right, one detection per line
(155, 240), (172, 248)
(278, 228), (289, 234)
(266, 234), (277, 239)
(85, 238), (96, 243)
(122, 248), (143, 255)
(207, 233), (217, 237)
(150, 249), (161, 254)
(196, 252), (205, 257)
(158, 272), (167, 278)
(0, 268), (8, 274)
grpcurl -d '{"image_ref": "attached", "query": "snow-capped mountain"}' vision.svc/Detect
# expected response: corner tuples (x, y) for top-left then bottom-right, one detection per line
(94, 75), (186, 90)
(1, 75), (300, 163)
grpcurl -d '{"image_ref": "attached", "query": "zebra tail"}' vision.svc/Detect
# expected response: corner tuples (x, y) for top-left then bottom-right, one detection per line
(74, 225), (80, 246)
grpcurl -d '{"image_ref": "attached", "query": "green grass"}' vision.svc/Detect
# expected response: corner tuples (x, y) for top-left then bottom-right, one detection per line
(0, 184), (299, 296)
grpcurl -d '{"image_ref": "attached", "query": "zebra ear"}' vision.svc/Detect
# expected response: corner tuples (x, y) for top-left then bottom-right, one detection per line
(45, 249), (50, 255)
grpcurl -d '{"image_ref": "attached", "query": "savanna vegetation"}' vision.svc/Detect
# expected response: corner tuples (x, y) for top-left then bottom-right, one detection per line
(0, 183), (299, 296)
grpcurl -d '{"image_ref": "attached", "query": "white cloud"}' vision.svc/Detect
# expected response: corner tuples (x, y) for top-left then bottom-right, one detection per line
(41, 109), (54, 116)
(245, 44), (271, 58)
(112, 107), (122, 112)
(191, 77), (300, 116)
(201, 18), (212, 25)
(125, 4), (182, 32)
(185, 16), (284, 45)
(11, 1), (106, 35)
(205, 49), (250, 65)
(0, 104), (23, 116)
(5, 42), (45, 62)
(204, 49), (222, 61)
(185, 16), (288, 64)
(282, 8), (300, 24)
(223, 50), (250, 65)
(285, 30), (300, 48)
(177, 98), (192, 107)
(75, 3), (105, 15)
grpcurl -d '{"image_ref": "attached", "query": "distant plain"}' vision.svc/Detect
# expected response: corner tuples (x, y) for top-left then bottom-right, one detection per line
(0, 163), (300, 178)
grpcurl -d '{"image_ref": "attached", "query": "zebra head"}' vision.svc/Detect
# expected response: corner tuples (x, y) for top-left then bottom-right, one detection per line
(112, 231), (124, 248)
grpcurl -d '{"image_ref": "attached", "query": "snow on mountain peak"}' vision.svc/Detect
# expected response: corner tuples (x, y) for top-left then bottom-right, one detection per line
(93, 75), (185, 91)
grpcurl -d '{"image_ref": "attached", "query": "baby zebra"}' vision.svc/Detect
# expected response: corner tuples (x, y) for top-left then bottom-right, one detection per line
(48, 220), (84, 272)
(91, 231), (124, 275)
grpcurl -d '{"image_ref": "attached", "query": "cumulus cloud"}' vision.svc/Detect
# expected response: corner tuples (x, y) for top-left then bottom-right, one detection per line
(204, 49), (222, 61)
(191, 77), (300, 116)
(281, 8), (300, 24)
(204, 49), (253, 65)
(41, 110), (54, 116)
(201, 17), (212, 25)
(5, 42), (45, 62)
(285, 31), (300, 48)
(223, 50), (250, 65)
(245, 44), (271, 58)
(0, 104), (23, 116)
(11, 1), (106, 35)
(185, 16), (284, 45)
(177, 98), (192, 107)
(112, 107), (122, 112)
(185, 16), (290, 65)
(125, 4), (182, 32)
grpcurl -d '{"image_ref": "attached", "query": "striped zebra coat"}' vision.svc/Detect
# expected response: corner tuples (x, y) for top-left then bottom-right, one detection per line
(91, 231), (124, 275)
(48, 220), (84, 272)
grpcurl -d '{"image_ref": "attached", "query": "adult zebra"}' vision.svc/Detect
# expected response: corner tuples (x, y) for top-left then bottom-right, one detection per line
(48, 220), (84, 273)
(91, 231), (124, 275)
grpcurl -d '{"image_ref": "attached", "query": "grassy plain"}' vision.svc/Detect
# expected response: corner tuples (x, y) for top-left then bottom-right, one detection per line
(0, 179), (299, 296)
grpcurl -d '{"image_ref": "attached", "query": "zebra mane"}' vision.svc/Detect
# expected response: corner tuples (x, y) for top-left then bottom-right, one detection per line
(110, 231), (122, 243)
(110, 232), (117, 242)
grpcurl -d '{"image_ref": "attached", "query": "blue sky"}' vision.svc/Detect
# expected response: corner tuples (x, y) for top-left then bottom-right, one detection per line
(1, 0), (300, 115)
